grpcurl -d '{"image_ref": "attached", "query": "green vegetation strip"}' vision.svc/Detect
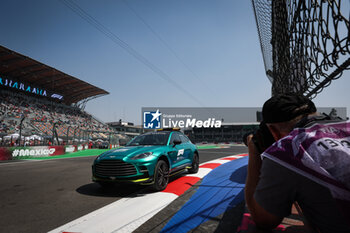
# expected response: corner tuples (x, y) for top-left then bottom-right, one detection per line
(20, 149), (109, 160)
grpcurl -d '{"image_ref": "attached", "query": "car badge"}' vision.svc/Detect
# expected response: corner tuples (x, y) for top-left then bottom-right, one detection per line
(110, 177), (116, 180)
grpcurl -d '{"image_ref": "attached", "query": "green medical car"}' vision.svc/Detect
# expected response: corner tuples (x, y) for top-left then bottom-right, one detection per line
(92, 129), (199, 191)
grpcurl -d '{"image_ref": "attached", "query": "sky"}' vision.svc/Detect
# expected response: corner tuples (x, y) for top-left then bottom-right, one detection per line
(0, 0), (349, 125)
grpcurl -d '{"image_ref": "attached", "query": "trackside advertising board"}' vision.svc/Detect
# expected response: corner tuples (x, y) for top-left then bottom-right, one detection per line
(0, 144), (88, 160)
(65, 144), (89, 153)
(10, 146), (65, 158)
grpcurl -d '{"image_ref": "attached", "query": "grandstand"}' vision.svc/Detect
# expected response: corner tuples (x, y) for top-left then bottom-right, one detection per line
(0, 45), (119, 147)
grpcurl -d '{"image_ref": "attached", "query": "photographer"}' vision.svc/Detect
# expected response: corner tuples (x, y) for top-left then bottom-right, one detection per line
(245, 93), (350, 232)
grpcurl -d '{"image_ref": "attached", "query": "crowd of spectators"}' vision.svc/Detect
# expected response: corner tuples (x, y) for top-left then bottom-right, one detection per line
(0, 89), (114, 146)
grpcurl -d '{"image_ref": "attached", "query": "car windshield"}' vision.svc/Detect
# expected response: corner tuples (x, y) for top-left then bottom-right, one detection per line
(126, 132), (169, 146)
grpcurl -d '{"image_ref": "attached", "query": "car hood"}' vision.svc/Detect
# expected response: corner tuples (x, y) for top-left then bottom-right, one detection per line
(97, 146), (164, 160)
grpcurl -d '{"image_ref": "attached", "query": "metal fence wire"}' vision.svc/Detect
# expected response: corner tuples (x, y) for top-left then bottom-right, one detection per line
(252, 0), (350, 98)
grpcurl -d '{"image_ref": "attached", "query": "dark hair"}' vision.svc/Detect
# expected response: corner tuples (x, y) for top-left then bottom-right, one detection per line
(262, 93), (316, 123)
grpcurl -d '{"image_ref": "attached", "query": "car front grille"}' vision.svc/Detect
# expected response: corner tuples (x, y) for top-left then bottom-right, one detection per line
(95, 160), (137, 177)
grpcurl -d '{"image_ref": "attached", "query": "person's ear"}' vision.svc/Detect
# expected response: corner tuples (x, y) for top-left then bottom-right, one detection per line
(267, 124), (282, 141)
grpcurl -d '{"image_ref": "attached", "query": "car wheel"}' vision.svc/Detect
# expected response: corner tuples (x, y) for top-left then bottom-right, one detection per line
(152, 160), (169, 191)
(188, 152), (199, 174)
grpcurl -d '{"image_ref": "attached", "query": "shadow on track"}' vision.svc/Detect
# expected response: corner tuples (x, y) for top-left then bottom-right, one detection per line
(76, 171), (190, 198)
(76, 182), (146, 198)
(229, 165), (247, 184)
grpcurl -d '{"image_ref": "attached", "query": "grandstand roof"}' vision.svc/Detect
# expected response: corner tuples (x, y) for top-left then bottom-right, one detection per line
(0, 45), (109, 104)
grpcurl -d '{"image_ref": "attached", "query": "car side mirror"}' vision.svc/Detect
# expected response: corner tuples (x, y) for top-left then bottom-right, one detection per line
(173, 139), (181, 146)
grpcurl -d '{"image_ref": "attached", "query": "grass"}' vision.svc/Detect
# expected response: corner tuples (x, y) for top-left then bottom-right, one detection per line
(20, 149), (109, 160)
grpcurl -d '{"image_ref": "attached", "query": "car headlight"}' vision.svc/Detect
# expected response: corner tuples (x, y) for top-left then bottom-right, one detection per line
(131, 152), (153, 160)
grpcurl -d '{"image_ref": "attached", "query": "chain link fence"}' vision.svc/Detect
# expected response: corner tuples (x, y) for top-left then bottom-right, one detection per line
(252, 0), (350, 98)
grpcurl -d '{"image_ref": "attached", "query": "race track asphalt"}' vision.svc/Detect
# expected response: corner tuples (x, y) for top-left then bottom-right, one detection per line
(0, 145), (247, 233)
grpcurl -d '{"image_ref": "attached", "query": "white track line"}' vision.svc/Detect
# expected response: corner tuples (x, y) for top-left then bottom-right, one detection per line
(48, 192), (178, 233)
(186, 167), (212, 179)
(200, 159), (230, 165)
(225, 154), (246, 159)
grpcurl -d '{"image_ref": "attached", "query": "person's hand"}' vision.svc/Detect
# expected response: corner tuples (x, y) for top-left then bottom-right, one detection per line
(246, 134), (262, 191)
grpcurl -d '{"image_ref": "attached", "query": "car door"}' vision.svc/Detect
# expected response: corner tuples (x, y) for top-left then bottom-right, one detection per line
(179, 133), (193, 165)
(167, 132), (186, 169)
